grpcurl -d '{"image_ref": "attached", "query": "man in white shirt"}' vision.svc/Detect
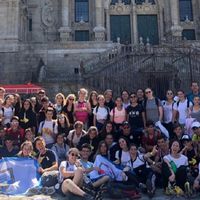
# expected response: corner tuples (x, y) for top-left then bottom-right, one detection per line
(38, 107), (58, 148)
(173, 90), (193, 126)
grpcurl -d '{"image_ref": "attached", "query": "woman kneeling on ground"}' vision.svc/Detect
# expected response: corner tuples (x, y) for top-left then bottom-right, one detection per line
(162, 139), (190, 196)
(59, 147), (94, 200)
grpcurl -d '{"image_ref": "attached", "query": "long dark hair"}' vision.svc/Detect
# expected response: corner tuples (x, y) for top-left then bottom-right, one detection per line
(89, 90), (98, 106)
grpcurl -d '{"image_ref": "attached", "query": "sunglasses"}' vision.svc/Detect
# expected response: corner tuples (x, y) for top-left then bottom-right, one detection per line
(145, 91), (152, 94)
(192, 127), (199, 130)
(123, 126), (130, 129)
(69, 98), (74, 101)
(71, 153), (79, 157)
(167, 93), (173, 95)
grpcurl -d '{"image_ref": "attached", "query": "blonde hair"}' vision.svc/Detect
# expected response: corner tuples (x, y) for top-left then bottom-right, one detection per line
(67, 147), (80, 157)
(55, 93), (66, 105)
(66, 94), (76, 102)
(78, 88), (88, 97)
(18, 141), (33, 157)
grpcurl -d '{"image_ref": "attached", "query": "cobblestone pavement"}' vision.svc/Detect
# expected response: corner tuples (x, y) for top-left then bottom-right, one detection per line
(0, 189), (199, 200)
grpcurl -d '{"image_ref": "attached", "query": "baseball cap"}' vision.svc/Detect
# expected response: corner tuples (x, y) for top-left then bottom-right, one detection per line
(191, 121), (200, 129)
(122, 121), (130, 127)
(181, 134), (191, 141)
(38, 89), (45, 94)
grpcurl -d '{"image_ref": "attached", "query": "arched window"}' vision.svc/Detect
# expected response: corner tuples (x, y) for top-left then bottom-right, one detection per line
(75, 0), (89, 22)
(111, 0), (131, 5)
(179, 0), (193, 21)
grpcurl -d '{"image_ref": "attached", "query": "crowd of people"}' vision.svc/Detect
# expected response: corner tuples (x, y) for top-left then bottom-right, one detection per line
(1, 82), (200, 199)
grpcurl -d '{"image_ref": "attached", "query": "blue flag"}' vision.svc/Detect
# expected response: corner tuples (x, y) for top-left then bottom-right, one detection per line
(0, 157), (40, 195)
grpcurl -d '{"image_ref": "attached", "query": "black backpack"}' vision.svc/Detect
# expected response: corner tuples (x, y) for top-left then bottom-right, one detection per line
(143, 97), (159, 111)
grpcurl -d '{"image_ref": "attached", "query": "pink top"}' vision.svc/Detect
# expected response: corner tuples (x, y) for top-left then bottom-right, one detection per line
(110, 107), (126, 124)
(74, 101), (89, 123)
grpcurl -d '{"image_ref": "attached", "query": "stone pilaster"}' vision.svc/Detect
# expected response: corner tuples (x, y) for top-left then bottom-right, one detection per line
(59, 0), (71, 42)
(93, 0), (105, 41)
(170, 0), (183, 39)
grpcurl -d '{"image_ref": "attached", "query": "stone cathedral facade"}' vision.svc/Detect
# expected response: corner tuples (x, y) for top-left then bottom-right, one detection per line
(0, 0), (199, 44)
(0, 0), (200, 94)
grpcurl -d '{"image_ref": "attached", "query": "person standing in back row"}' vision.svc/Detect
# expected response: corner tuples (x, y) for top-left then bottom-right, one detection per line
(187, 82), (200, 104)
(172, 90), (192, 127)
(74, 88), (91, 130)
(144, 88), (169, 138)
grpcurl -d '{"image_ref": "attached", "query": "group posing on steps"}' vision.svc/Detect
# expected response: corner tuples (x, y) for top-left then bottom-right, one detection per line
(1, 82), (200, 199)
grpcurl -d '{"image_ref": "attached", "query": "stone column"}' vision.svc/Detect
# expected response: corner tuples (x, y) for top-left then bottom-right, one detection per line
(93, 0), (105, 41)
(170, 0), (183, 38)
(105, 8), (110, 41)
(132, 2), (138, 44)
(59, 0), (71, 42)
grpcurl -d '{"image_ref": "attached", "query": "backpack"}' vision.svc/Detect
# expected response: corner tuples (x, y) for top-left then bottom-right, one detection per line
(143, 97), (159, 111)
(177, 98), (190, 108)
(1, 107), (14, 115)
(162, 100), (175, 107)
(95, 105), (110, 121)
(40, 120), (56, 134)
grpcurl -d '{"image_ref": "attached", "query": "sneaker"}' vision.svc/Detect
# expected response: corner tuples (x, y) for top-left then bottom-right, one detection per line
(26, 186), (41, 196)
(174, 185), (184, 196)
(138, 183), (147, 193)
(165, 187), (175, 196)
(41, 186), (55, 195)
(184, 181), (192, 197)
(165, 182), (175, 196)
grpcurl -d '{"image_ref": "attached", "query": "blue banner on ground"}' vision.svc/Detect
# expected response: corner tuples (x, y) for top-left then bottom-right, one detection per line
(0, 157), (40, 195)
(89, 155), (125, 181)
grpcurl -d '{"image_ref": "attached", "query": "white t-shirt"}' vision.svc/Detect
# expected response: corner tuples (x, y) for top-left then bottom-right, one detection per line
(38, 120), (58, 145)
(163, 154), (188, 168)
(173, 99), (192, 124)
(93, 106), (109, 121)
(67, 130), (85, 147)
(3, 106), (14, 125)
(115, 150), (130, 167)
(123, 102), (130, 109)
(59, 161), (77, 182)
(162, 101), (174, 123)
(126, 154), (145, 170)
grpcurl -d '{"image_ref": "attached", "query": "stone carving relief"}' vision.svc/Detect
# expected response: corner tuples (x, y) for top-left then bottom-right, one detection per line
(41, 0), (55, 27)
(40, 0), (58, 41)
(136, 1), (157, 12)
(110, 1), (131, 13)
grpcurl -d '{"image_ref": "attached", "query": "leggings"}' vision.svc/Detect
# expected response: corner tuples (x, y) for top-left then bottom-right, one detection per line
(125, 166), (155, 187)
(162, 162), (187, 190)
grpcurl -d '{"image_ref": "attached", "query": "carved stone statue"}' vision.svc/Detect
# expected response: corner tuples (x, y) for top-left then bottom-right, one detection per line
(37, 58), (46, 83)
(41, 0), (55, 27)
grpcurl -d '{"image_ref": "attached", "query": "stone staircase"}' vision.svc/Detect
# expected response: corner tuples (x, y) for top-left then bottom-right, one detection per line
(41, 42), (120, 83)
